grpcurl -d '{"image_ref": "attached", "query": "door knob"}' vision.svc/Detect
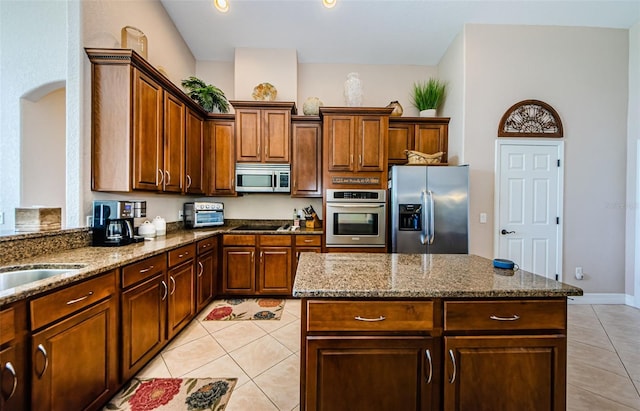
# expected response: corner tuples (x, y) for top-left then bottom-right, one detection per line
(501, 229), (515, 235)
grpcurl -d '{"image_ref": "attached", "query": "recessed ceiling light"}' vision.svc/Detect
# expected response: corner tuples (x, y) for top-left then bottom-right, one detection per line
(322, 0), (337, 9)
(214, 0), (229, 13)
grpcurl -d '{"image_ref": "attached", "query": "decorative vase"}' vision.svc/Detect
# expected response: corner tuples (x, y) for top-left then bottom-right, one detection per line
(343, 72), (363, 107)
(303, 97), (323, 115)
(420, 109), (437, 117)
(387, 101), (403, 117)
(121, 26), (148, 59)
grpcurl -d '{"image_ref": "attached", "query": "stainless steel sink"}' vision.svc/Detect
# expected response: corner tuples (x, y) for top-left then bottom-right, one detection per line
(0, 264), (85, 291)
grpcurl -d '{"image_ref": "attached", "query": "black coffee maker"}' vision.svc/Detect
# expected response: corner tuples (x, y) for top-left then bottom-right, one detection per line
(92, 200), (139, 246)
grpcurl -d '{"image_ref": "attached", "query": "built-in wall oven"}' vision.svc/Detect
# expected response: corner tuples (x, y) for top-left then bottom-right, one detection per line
(325, 189), (386, 248)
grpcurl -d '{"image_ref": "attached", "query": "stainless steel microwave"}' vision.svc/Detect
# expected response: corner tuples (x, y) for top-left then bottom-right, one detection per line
(235, 163), (290, 193)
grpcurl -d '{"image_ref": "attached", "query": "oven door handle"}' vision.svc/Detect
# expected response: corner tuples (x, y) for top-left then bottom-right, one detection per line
(328, 204), (384, 208)
(420, 190), (428, 245)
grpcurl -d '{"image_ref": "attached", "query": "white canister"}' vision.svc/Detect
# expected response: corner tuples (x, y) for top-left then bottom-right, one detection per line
(153, 216), (166, 236)
(138, 220), (156, 238)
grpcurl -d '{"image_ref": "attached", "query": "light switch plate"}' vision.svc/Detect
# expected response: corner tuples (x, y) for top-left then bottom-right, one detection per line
(479, 213), (487, 224)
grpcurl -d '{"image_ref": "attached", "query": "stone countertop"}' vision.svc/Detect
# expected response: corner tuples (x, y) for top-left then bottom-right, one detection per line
(292, 253), (583, 298)
(0, 224), (323, 306)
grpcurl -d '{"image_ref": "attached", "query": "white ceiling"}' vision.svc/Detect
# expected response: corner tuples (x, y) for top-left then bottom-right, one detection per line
(160, 0), (640, 65)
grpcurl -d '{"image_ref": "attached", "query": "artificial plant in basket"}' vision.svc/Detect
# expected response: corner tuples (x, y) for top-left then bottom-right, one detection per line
(181, 76), (230, 113)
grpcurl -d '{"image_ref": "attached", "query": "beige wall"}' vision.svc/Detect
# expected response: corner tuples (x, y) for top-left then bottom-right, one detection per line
(627, 22), (640, 301)
(463, 24), (629, 294)
(234, 48), (298, 102)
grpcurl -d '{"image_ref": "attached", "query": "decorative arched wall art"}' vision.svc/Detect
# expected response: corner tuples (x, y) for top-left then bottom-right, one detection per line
(498, 99), (563, 138)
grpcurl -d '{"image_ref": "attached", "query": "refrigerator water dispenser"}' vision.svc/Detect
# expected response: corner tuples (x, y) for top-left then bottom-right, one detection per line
(398, 204), (422, 231)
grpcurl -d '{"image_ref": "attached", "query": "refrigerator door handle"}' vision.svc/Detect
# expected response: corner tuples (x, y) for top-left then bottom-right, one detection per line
(427, 190), (435, 244)
(420, 190), (428, 245)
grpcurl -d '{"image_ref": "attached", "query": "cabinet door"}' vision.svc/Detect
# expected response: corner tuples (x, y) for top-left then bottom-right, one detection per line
(263, 109), (290, 162)
(414, 123), (448, 163)
(0, 302), (27, 411)
(258, 247), (292, 294)
(163, 92), (185, 193)
(388, 123), (413, 164)
(132, 69), (163, 191)
(168, 261), (196, 339)
(292, 122), (322, 197)
(196, 251), (216, 312)
(185, 108), (205, 194)
(444, 336), (565, 411)
(207, 120), (236, 195)
(235, 109), (261, 162)
(121, 273), (167, 381)
(222, 247), (255, 294)
(305, 336), (435, 411)
(357, 116), (386, 172)
(31, 298), (118, 411)
(325, 116), (355, 171)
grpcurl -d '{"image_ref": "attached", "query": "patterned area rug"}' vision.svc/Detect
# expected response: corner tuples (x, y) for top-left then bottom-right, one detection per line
(204, 298), (284, 321)
(104, 377), (236, 411)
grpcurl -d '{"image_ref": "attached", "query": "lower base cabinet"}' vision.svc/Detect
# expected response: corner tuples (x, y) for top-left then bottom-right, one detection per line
(0, 301), (28, 411)
(305, 337), (435, 411)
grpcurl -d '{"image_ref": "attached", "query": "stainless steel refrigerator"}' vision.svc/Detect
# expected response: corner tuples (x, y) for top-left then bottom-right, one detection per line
(390, 165), (469, 254)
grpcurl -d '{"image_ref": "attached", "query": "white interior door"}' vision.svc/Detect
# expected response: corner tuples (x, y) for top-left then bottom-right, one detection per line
(495, 140), (563, 280)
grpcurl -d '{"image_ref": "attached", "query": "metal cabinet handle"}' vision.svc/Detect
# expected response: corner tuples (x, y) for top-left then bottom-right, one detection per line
(448, 349), (457, 384)
(350, 154), (353, 165)
(66, 291), (94, 305)
(139, 265), (155, 274)
(490, 314), (521, 321)
(169, 276), (176, 295)
(161, 280), (168, 301)
(158, 169), (164, 185)
(178, 251), (189, 258)
(424, 349), (433, 384)
(198, 261), (204, 277)
(359, 154), (362, 166)
(2, 361), (17, 400)
(36, 344), (48, 378)
(186, 174), (192, 189)
(165, 170), (171, 185)
(304, 239), (313, 243)
(354, 315), (386, 322)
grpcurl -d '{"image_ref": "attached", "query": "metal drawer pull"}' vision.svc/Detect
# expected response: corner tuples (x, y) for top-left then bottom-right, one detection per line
(169, 276), (176, 295)
(489, 314), (521, 321)
(424, 349), (433, 384)
(66, 291), (94, 305)
(3, 361), (17, 400)
(36, 344), (48, 378)
(198, 261), (204, 277)
(354, 315), (386, 322)
(139, 265), (155, 273)
(304, 239), (313, 243)
(161, 280), (168, 301)
(448, 349), (456, 384)
(178, 251), (189, 258)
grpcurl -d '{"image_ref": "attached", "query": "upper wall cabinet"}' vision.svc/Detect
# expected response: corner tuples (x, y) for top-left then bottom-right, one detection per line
(185, 108), (206, 195)
(86, 48), (204, 193)
(388, 117), (450, 165)
(230, 101), (296, 164)
(291, 117), (322, 197)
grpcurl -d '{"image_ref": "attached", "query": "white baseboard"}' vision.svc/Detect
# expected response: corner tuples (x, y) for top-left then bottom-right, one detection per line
(568, 293), (628, 305)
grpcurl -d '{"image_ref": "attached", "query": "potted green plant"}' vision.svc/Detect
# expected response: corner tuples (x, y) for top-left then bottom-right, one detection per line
(181, 76), (230, 113)
(411, 78), (447, 117)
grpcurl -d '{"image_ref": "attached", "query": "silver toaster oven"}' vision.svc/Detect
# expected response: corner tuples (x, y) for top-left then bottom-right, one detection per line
(183, 202), (224, 228)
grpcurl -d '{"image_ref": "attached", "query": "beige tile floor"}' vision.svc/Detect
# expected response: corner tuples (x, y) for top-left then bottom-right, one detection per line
(133, 301), (640, 410)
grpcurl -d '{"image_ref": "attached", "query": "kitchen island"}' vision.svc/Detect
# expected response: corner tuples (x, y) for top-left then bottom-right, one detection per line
(292, 253), (583, 411)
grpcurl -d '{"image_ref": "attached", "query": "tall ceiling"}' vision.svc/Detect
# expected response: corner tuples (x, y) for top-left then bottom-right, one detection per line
(160, 0), (640, 65)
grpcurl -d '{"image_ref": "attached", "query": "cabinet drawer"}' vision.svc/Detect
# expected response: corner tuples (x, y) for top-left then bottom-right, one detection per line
(295, 235), (321, 247)
(307, 300), (434, 332)
(30, 270), (117, 330)
(197, 237), (217, 254)
(444, 300), (567, 332)
(0, 307), (15, 345)
(223, 234), (256, 246)
(122, 254), (167, 289)
(260, 235), (292, 246)
(168, 244), (196, 267)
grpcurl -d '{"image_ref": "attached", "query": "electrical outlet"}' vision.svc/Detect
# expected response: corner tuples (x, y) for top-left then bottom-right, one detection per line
(575, 267), (584, 280)
(86, 215), (93, 227)
(0, 211), (3, 225)
(479, 213), (487, 224)
(178, 210), (184, 220)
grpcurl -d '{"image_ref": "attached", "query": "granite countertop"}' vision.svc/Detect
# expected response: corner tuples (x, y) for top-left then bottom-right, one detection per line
(0, 224), (323, 306)
(292, 253), (583, 298)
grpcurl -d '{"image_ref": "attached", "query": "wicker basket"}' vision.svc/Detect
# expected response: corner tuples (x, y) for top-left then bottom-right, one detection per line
(405, 150), (445, 164)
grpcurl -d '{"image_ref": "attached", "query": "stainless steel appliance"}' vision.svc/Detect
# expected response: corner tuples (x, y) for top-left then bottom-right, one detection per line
(390, 165), (469, 253)
(235, 163), (290, 193)
(183, 202), (225, 228)
(325, 189), (386, 248)
(92, 200), (141, 246)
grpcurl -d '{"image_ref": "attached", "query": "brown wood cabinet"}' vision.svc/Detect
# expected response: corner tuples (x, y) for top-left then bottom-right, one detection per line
(30, 271), (118, 411)
(0, 301), (27, 411)
(293, 235), (322, 276)
(231, 101), (296, 163)
(185, 108), (206, 194)
(196, 237), (218, 312)
(291, 118), (322, 197)
(222, 234), (293, 296)
(388, 117), (450, 165)
(167, 245), (196, 339)
(206, 117), (236, 196)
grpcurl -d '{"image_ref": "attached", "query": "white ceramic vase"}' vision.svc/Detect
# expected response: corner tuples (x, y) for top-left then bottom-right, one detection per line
(419, 109), (437, 117)
(343, 72), (363, 107)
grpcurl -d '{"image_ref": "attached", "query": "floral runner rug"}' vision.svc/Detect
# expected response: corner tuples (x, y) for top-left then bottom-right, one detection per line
(204, 298), (284, 321)
(104, 377), (236, 411)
